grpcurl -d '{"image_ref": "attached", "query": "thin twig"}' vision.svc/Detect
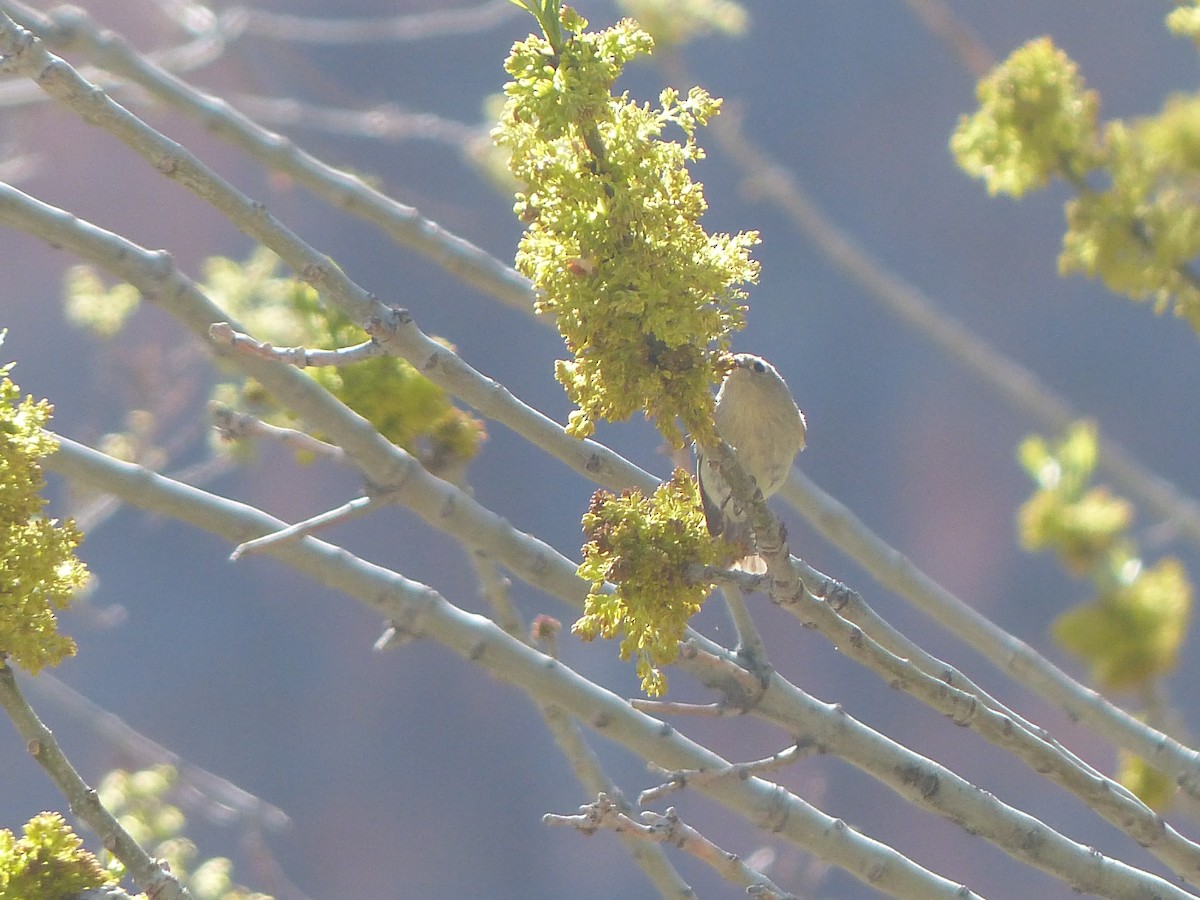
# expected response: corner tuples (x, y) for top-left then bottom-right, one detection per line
(641, 744), (809, 804)
(210, 405), (347, 464)
(227, 95), (482, 147)
(230, 494), (377, 559)
(545, 794), (797, 900)
(209, 321), (383, 368)
(510, 595), (695, 899)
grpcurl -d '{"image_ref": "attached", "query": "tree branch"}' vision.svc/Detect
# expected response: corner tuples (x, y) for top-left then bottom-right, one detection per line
(0, 662), (189, 900)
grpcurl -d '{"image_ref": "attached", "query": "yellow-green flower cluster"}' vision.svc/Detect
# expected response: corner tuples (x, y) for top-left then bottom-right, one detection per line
(952, 37), (1100, 198)
(493, 7), (758, 447)
(1061, 100), (1200, 328)
(573, 469), (719, 696)
(1017, 422), (1191, 693)
(0, 812), (115, 899)
(203, 248), (486, 476)
(1017, 422), (1131, 573)
(0, 352), (86, 674)
(954, 20), (1200, 332)
(1052, 556), (1190, 691)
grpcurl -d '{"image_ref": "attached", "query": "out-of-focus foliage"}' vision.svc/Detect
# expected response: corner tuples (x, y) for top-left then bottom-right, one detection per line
(615, 0), (747, 47)
(64, 248), (486, 478)
(1017, 422), (1191, 693)
(203, 248), (486, 477)
(98, 765), (271, 900)
(954, 13), (1200, 331)
(1017, 422), (1190, 807)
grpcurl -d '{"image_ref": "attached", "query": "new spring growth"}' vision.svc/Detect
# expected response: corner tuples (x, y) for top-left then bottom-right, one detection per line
(493, 6), (759, 448)
(954, 22), (1200, 330)
(1017, 422), (1191, 693)
(0, 338), (87, 674)
(0, 813), (116, 898)
(574, 470), (721, 697)
(951, 36), (1100, 198)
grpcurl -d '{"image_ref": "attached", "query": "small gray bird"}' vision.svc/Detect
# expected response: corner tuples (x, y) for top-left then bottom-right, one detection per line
(697, 354), (806, 571)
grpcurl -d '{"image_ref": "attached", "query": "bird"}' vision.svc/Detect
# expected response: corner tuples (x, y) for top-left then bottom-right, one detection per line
(696, 353), (806, 572)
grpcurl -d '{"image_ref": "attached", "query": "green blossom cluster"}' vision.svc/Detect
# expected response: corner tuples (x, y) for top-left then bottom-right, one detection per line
(0, 351), (86, 674)
(951, 37), (1100, 197)
(954, 17), (1200, 331)
(99, 765), (271, 900)
(1017, 422), (1191, 694)
(0, 812), (115, 899)
(200, 248), (487, 476)
(1061, 99), (1200, 328)
(493, 7), (758, 447)
(574, 469), (719, 696)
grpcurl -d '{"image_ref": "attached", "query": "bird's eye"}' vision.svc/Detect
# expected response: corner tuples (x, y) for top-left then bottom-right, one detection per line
(751, 360), (766, 373)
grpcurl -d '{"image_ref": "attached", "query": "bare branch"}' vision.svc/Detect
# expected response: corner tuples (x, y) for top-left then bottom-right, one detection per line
(3, 1), (533, 311)
(42, 434), (985, 900)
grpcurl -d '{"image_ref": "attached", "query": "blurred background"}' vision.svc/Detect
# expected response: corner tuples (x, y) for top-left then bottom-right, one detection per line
(3, 1), (1200, 897)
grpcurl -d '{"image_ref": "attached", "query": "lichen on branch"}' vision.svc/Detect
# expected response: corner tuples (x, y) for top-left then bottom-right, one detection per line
(493, 6), (758, 447)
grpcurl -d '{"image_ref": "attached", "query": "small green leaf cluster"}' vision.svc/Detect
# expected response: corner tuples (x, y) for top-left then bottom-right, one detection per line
(0, 812), (116, 899)
(951, 37), (1100, 198)
(1017, 422), (1191, 693)
(99, 765), (271, 900)
(203, 248), (486, 476)
(493, 7), (758, 448)
(953, 17), (1200, 331)
(574, 469), (719, 696)
(0, 347), (86, 674)
(614, 0), (748, 48)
